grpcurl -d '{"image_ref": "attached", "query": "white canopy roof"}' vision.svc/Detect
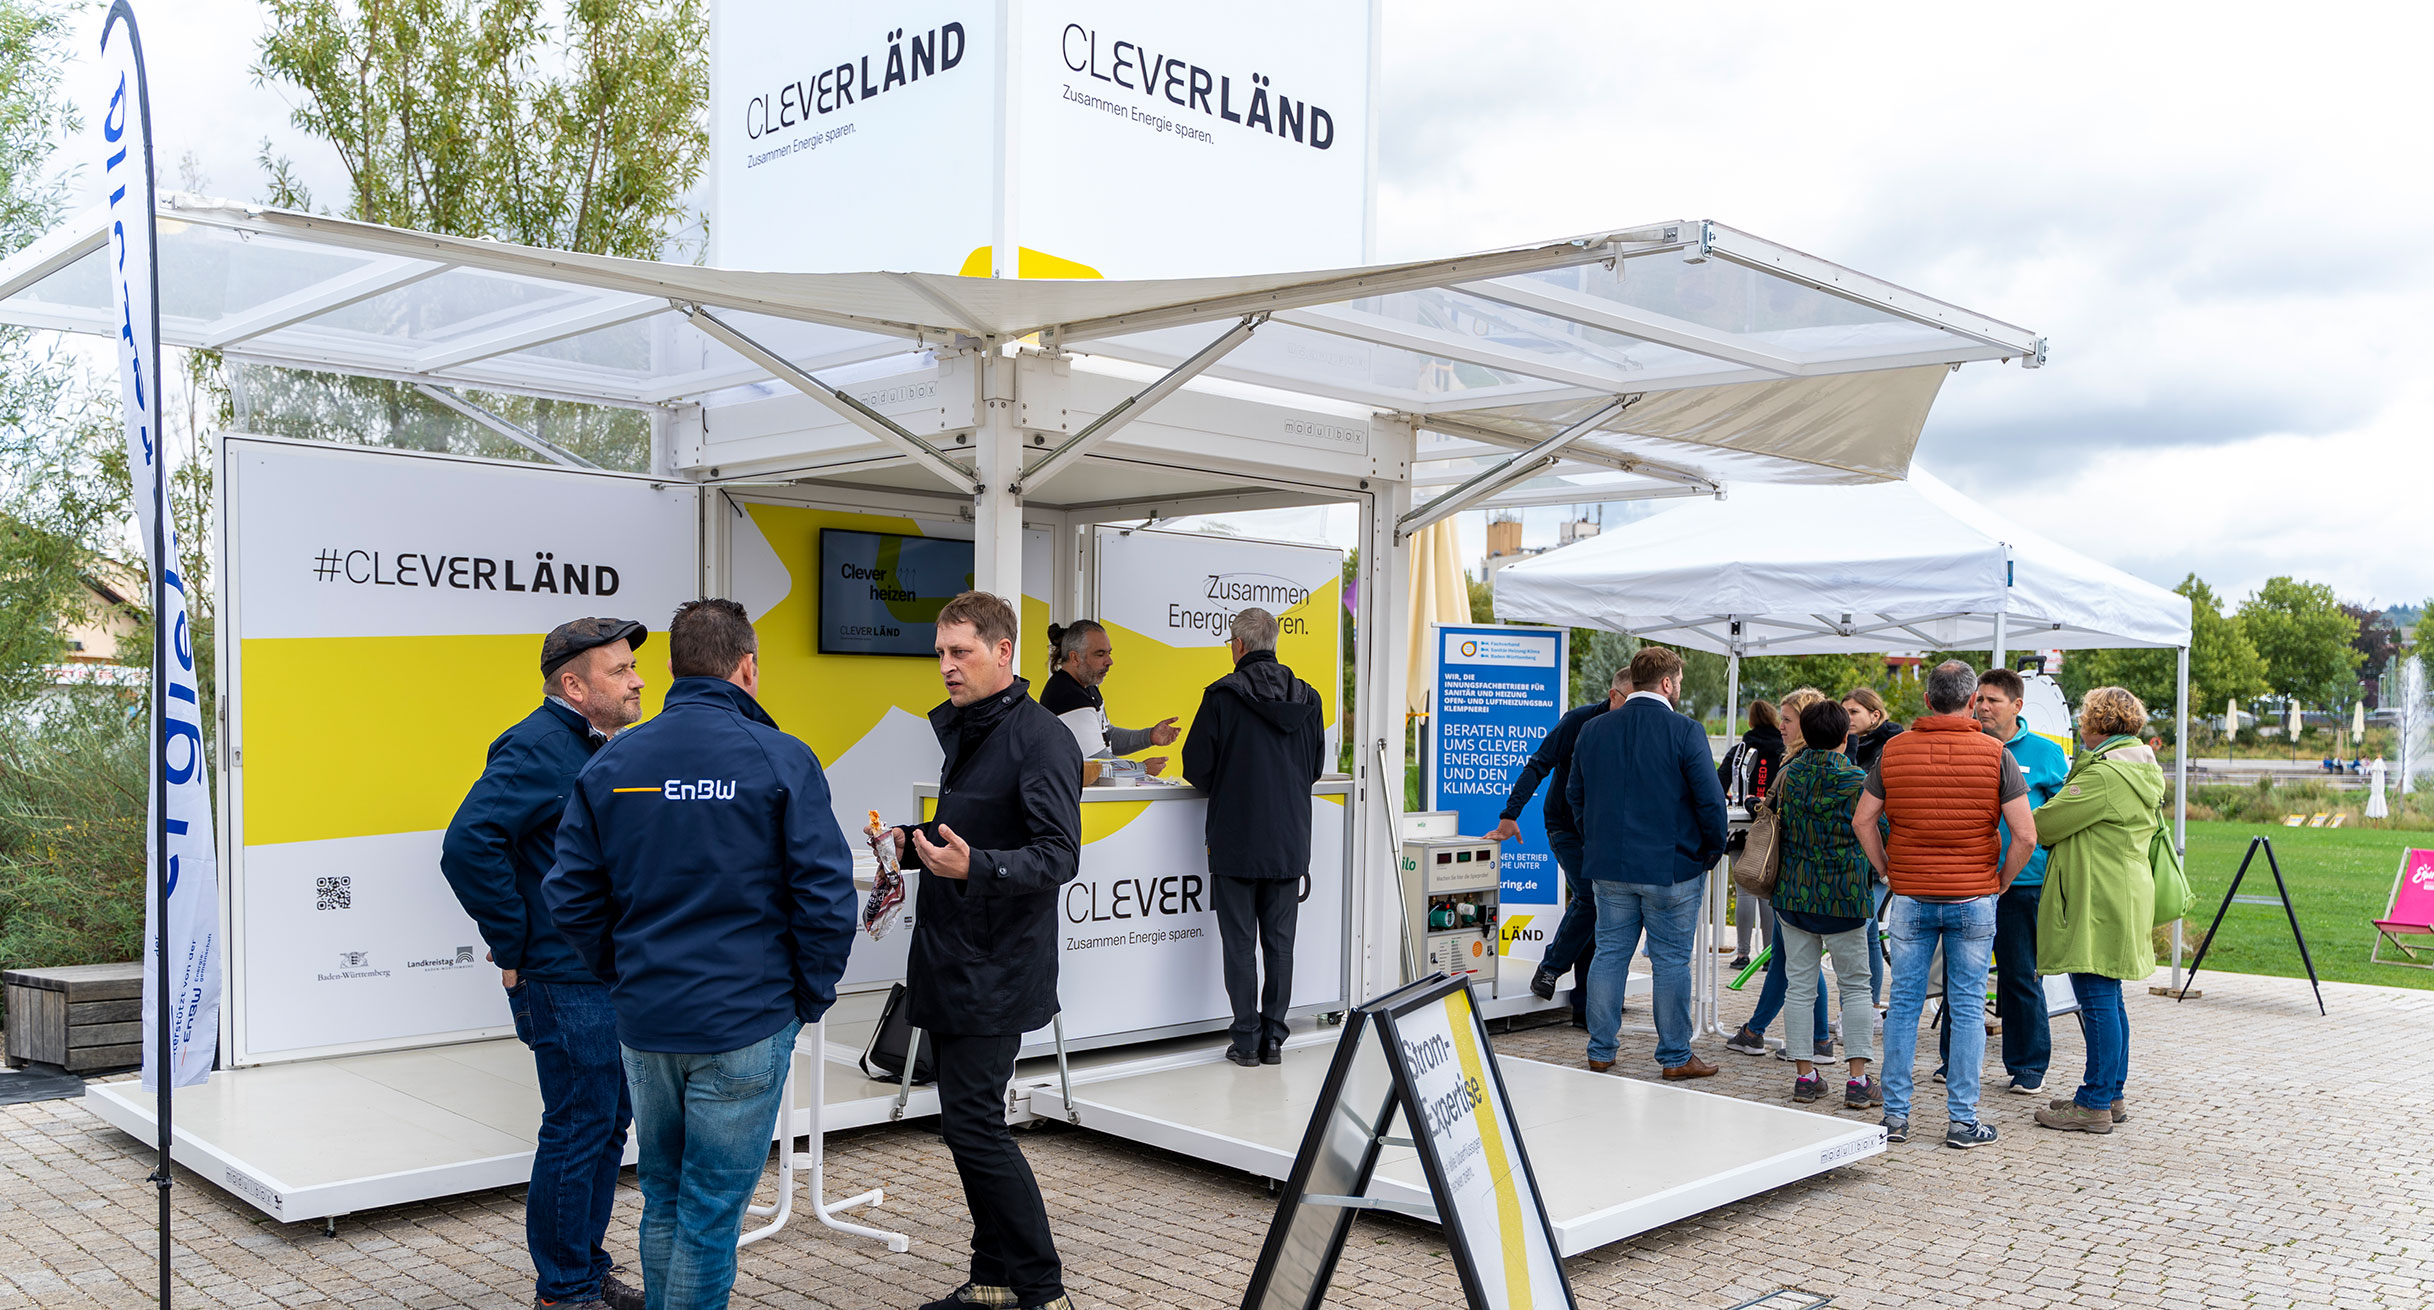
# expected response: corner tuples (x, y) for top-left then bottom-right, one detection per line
(1493, 470), (2193, 653)
(0, 197), (2041, 509)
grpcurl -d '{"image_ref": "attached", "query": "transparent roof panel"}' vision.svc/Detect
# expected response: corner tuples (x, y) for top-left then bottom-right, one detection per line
(0, 202), (2038, 496)
(308, 267), (577, 342)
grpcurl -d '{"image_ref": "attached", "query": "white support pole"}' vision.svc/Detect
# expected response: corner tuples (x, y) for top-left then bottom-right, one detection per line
(1017, 313), (1266, 495)
(411, 383), (599, 469)
(1395, 397), (1633, 542)
(2173, 644), (2191, 986)
(1991, 610), (2008, 671)
(738, 1021), (908, 1253)
(973, 344), (1029, 666)
(1704, 639), (1742, 1036)
(1353, 468), (1416, 1003)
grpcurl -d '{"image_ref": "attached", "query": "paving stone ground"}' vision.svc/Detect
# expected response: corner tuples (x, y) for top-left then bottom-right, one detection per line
(3, 967), (2427, 1308)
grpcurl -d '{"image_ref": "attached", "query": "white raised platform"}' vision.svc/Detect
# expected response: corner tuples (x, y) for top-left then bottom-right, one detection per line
(79, 971), (1845, 1257)
(1031, 1038), (1883, 1256)
(83, 994), (930, 1225)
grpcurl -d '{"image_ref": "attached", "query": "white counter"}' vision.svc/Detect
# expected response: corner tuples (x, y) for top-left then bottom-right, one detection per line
(866, 776), (1353, 1055)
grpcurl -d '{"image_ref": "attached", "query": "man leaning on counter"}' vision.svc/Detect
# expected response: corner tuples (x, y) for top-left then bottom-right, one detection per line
(1040, 618), (1178, 774)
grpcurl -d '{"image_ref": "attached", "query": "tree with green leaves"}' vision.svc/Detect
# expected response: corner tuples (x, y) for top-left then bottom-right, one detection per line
(255, 0), (708, 256)
(2239, 576), (2363, 708)
(2056, 574), (2268, 724)
(248, 0), (709, 470)
(2180, 574), (2269, 711)
(0, 0), (123, 704)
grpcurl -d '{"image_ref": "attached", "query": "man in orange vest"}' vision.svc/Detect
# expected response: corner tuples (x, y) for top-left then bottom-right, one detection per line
(1852, 660), (2037, 1150)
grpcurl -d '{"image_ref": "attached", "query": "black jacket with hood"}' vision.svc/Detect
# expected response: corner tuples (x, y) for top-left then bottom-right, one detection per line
(1848, 719), (1905, 771)
(1180, 650), (1326, 880)
(901, 676), (1083, 1036)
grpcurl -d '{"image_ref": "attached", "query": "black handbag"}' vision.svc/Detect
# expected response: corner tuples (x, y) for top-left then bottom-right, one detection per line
(858, 982), (935, 1084)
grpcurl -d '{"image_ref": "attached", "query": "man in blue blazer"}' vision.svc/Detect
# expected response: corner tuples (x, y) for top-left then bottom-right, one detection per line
(1565, 645), (1729, 1078)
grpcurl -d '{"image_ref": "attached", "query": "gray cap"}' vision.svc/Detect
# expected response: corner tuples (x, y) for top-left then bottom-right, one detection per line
(541, 617), (647, 678)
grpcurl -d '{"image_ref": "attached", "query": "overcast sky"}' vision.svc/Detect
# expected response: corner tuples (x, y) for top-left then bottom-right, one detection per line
(51, 2), (2434, 609)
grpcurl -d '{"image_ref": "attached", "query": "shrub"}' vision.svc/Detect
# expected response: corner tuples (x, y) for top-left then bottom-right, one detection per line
(0, 692), (148, 973)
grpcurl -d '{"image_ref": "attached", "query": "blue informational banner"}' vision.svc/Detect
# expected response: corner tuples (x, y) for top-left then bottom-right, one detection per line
(1428, 624), (1568, 967)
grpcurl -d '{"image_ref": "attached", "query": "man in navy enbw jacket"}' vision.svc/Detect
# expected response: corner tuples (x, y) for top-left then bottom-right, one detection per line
(1565, 645), (1729, 1080)
(546, 599), (855, 1310)
(441, 616), (647, 1310)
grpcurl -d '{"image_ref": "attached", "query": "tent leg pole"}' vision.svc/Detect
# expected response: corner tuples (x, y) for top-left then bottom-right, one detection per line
(972, 343), (1027, 660)
(1710, 648), (1741, 1036)
(2174, 645), (2191, 988)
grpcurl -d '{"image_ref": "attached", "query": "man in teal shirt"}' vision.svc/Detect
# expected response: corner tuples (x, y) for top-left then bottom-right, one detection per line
(1971, 668), (2071, 1094)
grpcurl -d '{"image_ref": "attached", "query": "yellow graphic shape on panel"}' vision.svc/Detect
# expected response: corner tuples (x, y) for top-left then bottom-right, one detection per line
(1096, 579), (1340, 762)
(917, 797), (1148, 846)
(240, 632), (670, 846)
(739, 502), (1051, 771)
(957, 246), (1105, 279)
(1443, 986), (1535, 1309)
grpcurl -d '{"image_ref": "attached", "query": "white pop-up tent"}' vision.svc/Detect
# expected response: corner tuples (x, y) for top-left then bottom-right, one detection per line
(1491, 469), (2190, 657)
(1493, 469), (2198, 1020)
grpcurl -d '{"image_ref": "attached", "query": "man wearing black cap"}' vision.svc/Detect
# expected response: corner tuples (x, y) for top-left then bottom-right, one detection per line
(441, 617), (648, 1310)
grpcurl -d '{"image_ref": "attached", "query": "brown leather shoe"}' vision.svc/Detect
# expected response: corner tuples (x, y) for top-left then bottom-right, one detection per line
(1587, 1058), (1614, 1073)
(1661, 1056), (1719, 1080)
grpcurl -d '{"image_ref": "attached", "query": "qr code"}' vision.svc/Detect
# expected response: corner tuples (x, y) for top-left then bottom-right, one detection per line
(316, 876), (351, 911)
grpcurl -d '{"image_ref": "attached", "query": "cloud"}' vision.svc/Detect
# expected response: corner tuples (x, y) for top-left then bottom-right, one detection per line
(1371, 1), (2434, 600)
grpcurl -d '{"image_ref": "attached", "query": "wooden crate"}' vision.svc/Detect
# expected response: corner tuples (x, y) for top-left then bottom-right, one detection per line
(5, 963), (144, 1072)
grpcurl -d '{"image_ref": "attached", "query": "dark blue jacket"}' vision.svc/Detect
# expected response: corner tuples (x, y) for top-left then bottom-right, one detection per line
(1498, 698), (1610, 839)
(1565, 695), (1730, 884)
(439, 699), (602, 985)
(544, 678), (857, 1054)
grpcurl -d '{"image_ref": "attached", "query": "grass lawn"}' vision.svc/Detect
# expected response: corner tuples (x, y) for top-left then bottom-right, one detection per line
(2179, 820), (2433, 991)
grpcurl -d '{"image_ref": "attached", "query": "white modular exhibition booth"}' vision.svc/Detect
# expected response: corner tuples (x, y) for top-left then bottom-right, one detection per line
(1493, 470), (2198, 1021)
(0, 194), (2040, 1247)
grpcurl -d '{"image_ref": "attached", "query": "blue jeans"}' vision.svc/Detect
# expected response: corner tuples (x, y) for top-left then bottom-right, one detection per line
(1742, 921), (1828, 1042)
(509, 980), (631, 1304)
(1882, 895), (1995, 1125)
(2069, 974), (2129, 1110)
(1586, 876), (1704, 1067)
(1541, 832), (1596, 1012)
(1937, 881), (2055, 1081)
(622, 1022), (802, 1310)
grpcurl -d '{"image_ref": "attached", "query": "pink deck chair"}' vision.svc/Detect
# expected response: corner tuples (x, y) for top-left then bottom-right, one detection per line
(2371, 849), (2434, 970)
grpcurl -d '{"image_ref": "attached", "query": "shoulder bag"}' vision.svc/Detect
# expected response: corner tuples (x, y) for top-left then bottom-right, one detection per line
(2149, 807), (2192, 924)
(1732, 772), (1787, 898)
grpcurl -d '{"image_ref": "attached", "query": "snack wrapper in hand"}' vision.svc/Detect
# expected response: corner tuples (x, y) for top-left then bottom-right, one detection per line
(861, 809), (908, 940)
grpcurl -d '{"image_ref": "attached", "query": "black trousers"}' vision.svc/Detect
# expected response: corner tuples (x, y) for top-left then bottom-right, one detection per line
(1214, 874), (1299, 1051)
(930, 1032), (1062, 1304)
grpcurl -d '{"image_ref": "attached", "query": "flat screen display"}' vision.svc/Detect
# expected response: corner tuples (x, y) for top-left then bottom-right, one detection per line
(818, 529), (973, 655)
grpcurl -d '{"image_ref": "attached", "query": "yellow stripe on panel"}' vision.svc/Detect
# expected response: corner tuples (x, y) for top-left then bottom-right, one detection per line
(239, 633), (670, 846)
(1445, 986), (1534, 1309)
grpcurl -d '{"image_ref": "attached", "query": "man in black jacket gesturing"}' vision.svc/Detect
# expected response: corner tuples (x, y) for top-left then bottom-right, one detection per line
(881, 591), (1082, 1310)
(1181, 606), (1326, 1068)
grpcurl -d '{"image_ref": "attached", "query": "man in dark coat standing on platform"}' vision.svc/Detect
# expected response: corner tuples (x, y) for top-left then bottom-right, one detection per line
(1181, 606), (1326, 1069)
(441, 617), (648, 1310)
(879, 591), (1082, 1310)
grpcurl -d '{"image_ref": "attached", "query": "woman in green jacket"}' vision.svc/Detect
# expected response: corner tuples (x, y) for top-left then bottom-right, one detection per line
(2031, 686), (2165, 1135)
